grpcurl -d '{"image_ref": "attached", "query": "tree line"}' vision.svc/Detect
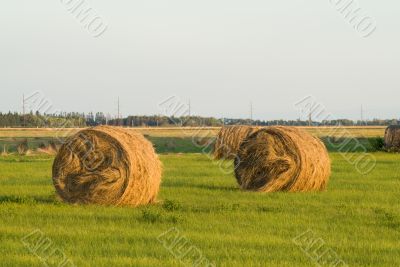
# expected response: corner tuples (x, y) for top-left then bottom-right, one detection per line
(0, 111), (398, 128)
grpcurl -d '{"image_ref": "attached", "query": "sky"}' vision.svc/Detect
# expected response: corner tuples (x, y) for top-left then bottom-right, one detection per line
(0, 0), (399, 121)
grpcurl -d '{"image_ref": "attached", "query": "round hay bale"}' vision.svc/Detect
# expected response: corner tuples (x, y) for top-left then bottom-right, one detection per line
(213, 126), (260, 160)
(234, 126), (331, 192)
(52, 126), (162, 206)
(384, 125), (400, 152)
(1, 144), (8, 156)
(17, 139), (29, 155)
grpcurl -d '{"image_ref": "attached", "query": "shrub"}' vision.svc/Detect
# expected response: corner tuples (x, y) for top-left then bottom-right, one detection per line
(370, 137), (385, 152)
(162, 200), (181, 212)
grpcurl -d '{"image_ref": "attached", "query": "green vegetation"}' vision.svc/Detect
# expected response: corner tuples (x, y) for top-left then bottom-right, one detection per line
(0, 150), (399, 266)
(0, 135), (388, 154)
(0, 137), (64, 154)
(0, 136), (214, 154)
(0, 112), (86, 127)
(149, 137), (213, 154)
(321, 137), (384, 152)
(2, 111), (397, 128)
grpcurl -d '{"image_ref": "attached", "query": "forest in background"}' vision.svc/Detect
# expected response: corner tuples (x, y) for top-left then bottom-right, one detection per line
(0, 111), (398, 128)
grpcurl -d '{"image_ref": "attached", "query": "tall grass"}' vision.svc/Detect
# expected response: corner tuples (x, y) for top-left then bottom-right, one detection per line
(0, 152), (399, 266)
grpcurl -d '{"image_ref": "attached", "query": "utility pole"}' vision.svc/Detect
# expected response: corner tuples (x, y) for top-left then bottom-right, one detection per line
(117, 97), (120, 126)
(22, 94), (26, 127)
(188, 99), (191, 117)
(361, 104), (364, 125)
(250, 101), (253, 125)
(308, 106), (312, 127)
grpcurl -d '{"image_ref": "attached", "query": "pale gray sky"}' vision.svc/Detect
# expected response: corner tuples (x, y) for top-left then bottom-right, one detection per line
(1, 0), (399, 120)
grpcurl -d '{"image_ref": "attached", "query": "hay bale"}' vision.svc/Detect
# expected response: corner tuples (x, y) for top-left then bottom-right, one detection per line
(1, 144), (8, 156)
(37, 140), (60, 155)
(213, 126), (260, 160)
(234, 126), (331, 192)
(48, 140), (60, 152)
(384, 125), (400, 152)
(52, 126), (162, 206)
(17, 139), (29, 155)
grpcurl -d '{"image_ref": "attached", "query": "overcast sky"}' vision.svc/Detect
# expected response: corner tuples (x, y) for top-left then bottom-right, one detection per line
(1, 0), (399, 120)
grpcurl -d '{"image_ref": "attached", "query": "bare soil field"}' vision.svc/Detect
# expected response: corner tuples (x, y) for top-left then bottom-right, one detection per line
(0, 126), (386, 138)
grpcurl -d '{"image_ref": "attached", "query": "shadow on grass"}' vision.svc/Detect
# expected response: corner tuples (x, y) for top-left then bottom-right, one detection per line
(163, 182), (237, 192)
(193, 184), (238, 192)
(0, 195), (60, 205)
(373, 208), (400, 230)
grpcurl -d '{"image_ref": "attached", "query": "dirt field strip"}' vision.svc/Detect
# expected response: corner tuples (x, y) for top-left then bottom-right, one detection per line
(0, 126), (386, 138)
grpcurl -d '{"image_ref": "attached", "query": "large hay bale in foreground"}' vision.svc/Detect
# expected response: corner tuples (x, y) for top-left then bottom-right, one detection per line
(384, 125), (400, 152)
(234, 126), (331, 192)
(214, 126), (260, 160)
(52, 126), (162, 206)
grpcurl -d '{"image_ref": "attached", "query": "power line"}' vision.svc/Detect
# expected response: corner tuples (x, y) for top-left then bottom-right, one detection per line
(117, 97), (120, 126)
(22, 94), (25, 115)
(250, 101), (253, 125)
(22, 94), (26, 127)
(361, 104), (364, 124)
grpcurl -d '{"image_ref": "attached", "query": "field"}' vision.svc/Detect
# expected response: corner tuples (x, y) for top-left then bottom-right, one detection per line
(0, 126), (386, 154)
(0, 127), (399, 266)
(0, 126), (386, 138)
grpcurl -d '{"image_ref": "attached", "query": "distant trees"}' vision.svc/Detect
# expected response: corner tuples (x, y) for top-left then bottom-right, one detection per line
(0, 111), (398, 128)
(0, 112), (86, 128)
(107, 115), (223, 127)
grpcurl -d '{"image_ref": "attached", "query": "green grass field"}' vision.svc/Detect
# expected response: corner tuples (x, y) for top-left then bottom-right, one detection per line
(0, 135), (386, 155)
(1, 149), (399, 266)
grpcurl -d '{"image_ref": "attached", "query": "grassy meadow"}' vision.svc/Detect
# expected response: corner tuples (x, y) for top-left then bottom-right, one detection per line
(0, 127), (399, 266)
(0, 126), (386, 155)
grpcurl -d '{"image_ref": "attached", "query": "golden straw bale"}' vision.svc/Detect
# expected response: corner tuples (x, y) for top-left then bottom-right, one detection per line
(214, 126), (260, 160)
(52, 126), (162, 206)
(384, 125), (400, 152)
(234, 126), (331, 192)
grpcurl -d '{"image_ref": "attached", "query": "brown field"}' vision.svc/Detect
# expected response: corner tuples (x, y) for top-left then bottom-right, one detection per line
(0, 126), (385, 138)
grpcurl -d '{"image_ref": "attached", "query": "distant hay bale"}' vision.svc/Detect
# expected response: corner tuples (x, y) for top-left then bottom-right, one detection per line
(37, 147), (56, 155)
(52, 126), (162, 206)
(213, 126), (260, 160)
(48, 140), (60, 152)
(17, 139), (29, 155)
(1, 144), (9, 156)
(384, 125), (400, 152)
(37, 140), (60, 155)
(234, 126), (331, 192)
